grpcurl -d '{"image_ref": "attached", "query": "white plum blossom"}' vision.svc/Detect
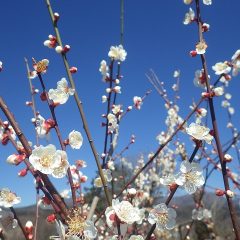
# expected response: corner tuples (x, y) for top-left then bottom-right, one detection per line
(107, 114), (119, 133)
(68, 130), (83, 149)
(133, 96), (143, 110)
(183, 0), (193, 4)
(0, 188), (21, 208)
(212, 62), (231, 75)
(173, 70), (180, 78)
(175, 161), (205, 194)
(193, 69), (210, 88)
(102, 95), (107, 103)
(51, 150), (70, 178)
(148, 203), (176, 230)
(186, 122), (213, 144)
(213, 86), (224, 96)
(183, 8), (195, 25)
(196, 41), (208, 55)
(29, 144), (62, 174)
(99, 60), (109, 80)
(108, 45), (127, 62)
(94, 169), (112, 188)
(129, 236), (144, 240)
(192, 208), (212, 220)
(203, 0), (212, 5)
(48, 78), (75, 105)
(112, 199), (142, 224)
(231, 49), (240, 76)
(0, 61), (2, 72)
(33, 59), (49, 75)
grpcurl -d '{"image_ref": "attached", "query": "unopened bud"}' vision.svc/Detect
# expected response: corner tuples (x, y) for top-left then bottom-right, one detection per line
(54, 12), (60, 22)
(215, 189), (225, 196)
(18, 168), (28, 177)
(224, 154), (232, 162)
(69, 66), (78, 73)
(63, 45), (70, 53)
(226, 190), (235, 198)
(190, 50), (197, 57)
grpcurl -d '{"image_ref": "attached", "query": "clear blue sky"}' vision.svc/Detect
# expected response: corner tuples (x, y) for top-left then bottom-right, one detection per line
(0, 1), (240, 206)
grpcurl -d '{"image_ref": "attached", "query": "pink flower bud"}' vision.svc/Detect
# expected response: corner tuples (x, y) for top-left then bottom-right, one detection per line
(190, 50), (197, 57)
(80, 175), (88, 183)
(25, 221), (33, 233)
(46, 214), (56, 223)
(69, 66), (78, 73)
(215, 189), (225, 196)
(18, 168), (28, 177)
(25, 101), (33, 106)
(54, 12), (60, 22)
(63, 45), (70, 53)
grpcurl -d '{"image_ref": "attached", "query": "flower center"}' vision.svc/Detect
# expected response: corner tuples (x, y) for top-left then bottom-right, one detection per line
(36, 61), (47, 73)
(66, 208), (86, 236)
(39, 155), (52, 168)
(157, 212), (168, 225)
(184, 171), (198, 183)
(6, 193), (16, 203)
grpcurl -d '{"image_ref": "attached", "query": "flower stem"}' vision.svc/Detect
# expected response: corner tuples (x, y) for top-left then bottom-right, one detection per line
(45, 0), (112, 206)
(195, 0), (240, 237)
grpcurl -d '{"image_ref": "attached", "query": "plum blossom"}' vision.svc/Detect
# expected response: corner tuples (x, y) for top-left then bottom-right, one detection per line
(175, 161), (205, 194)
(0, 188), (21, 208)
(33, 59), (49, 75)
(231, 49), (240, 76)
(213, 86), (224, 96)
(212, 62), (231, 75)
(148, 203), (176, 230)
(0, 61), (2, 72)
(99, 60), (109, 80)
(108, 45), (127, 62)
(203, 0), (212, 5)
(29, 144), (62, 174)
(192, 208), (212, 220)
(193, 69), (209, 88)
(133, 96), (143, 110)
(34, 114), (54, 138)
(196, 41), (208, 54)
(48, 78), (75, 105)
(186, 122), (213, 144)
(107, 114), (119, 133)
(183, 8), (195, 25)
(51, 150), (70, 178)
(68, 130), (83, 149)
(105, 199), (142, 228)
(53, 209), (97, 239)
(129, 236), (144, 240)
(94, 169), (112, 188)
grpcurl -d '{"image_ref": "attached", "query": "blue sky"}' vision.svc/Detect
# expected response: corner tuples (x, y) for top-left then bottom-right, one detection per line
(0, 1), (240, 206)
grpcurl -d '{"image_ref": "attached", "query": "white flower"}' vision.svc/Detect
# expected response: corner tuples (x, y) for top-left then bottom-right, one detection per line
(228, 107), (235, 115)
(133, 96), (143, 110)
(48, 78), (75, 105)
(35, 114), (50, 138)
(0, 61), (3, 72)
(148, 203), (176, 230)
(193, 69), (209, 88)
(183, 8), (195, 25)
(33, 59), (49, 74)
(213, 87), (224, 96)
(94, 169), (112, 188)
(112, 104), (122, 115)
(108, 45), (127, 62)
(203, 0), (212, 5)
(196, 41), (208, 55)
(107, 114), (119, 133)
(212, 62), (231, 75)
(175, 161), (205, 194)
(60, 189), (70, 199)
(129, 236), (144, 240)
(113, 199), (142, 224)
(183, 0), (193, 5)
(186, 122), (213, 144)
(102, 95), (107, 103)
(51, 150), (69, 178)
(173, 70), (180, 78)
(29, 144), (62, 174)
(68, 130), (83, 149)
(0, 188), (21, 208)
(99, 60), (109, 80)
